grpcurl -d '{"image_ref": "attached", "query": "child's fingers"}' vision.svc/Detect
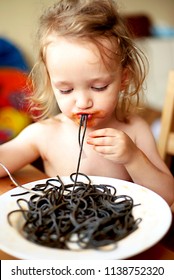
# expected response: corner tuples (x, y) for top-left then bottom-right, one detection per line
(88, 128), (117, 138)
(87, 128), (118, 146)
(93, 144), (115, 154)
(87, 135), (112, 146)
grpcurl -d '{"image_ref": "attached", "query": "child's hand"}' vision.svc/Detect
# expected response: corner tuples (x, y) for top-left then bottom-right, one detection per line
(87, 128), (139, 165)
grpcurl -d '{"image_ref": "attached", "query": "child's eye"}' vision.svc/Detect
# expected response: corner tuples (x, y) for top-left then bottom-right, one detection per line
(91, 85), (108, 91)
(59, 89), (73, 94)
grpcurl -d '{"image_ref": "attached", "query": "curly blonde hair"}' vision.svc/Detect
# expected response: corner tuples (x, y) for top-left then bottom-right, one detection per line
(29, 0), (147, 121)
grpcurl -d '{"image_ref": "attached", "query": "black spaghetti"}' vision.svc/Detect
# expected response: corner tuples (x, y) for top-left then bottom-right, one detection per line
(8, 114), (141, 250)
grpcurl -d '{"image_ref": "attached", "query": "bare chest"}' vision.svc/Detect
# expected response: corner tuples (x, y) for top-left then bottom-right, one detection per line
(41, 134), (130, 181)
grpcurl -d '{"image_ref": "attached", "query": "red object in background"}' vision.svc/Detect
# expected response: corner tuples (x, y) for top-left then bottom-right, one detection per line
(124, 14), (152, 38)
(0, 129), (12, 144)
(0, 68), (33, 143)
(0, 68), (31, 112)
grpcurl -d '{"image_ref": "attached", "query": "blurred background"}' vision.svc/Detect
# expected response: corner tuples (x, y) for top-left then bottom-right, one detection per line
(1, 0), (174, 67)
(0, 0), (174, 143)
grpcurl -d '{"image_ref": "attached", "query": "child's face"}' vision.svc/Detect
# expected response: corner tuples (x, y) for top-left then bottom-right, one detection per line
(46, 35), (126, 127)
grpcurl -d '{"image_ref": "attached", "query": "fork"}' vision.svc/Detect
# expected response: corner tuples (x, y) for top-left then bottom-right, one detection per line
(0, 162), (43, 196)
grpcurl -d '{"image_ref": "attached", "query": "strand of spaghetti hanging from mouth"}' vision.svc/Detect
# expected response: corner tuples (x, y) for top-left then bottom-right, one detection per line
(73, 114), (88, 186)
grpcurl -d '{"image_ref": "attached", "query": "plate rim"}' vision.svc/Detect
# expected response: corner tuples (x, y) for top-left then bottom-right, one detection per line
(0, 176), (172, 260)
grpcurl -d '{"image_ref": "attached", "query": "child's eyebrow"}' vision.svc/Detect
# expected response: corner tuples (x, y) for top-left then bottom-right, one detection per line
(52, 81), (73, 87)
(89, 75), (114, 82)
(52, 74), (116, 86)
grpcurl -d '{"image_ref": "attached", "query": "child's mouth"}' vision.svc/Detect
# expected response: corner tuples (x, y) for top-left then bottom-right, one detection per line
(80, 114), (88, 127)
(77, 113), (92, 120)
(73, 112), (102, 127)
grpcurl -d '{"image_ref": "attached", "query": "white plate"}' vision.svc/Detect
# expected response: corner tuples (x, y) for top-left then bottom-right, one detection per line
(0, 176), (172, 260)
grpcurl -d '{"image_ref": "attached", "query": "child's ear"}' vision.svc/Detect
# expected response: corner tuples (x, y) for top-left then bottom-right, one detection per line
(120, 68), (129, 91)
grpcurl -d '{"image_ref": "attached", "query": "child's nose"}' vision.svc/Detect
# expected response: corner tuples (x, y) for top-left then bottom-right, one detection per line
(76, 93), (93, 109)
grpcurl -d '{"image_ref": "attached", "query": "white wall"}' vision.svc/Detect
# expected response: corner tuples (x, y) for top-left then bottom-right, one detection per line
(0, 0), (55, 67)
(137, 38), (174, 110)
(0, 0), (174, 67)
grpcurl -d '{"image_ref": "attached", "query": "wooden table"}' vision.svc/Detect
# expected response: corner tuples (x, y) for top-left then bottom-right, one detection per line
(0, 165), (174, 260)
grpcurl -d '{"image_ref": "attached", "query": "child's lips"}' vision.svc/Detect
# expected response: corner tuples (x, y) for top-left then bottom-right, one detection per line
(87, 114), (93, 120)
(77, 113), (93, 120)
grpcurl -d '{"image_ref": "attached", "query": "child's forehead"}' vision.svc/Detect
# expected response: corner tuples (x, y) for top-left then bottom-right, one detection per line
(46, 33), (117, 46)
(44, 34), (121, 64)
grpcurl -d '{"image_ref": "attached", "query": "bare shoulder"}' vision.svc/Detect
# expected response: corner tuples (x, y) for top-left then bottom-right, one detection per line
(125, 114), (173, 175)
(126, 114), (158, 152)
(119, 114), (152, 138)
(128, 113), (150, 127)
(23, 114), (63, 134)
(9, 115), (62, 150)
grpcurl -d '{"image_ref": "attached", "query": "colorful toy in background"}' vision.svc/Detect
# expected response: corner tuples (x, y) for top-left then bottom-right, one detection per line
(0, 107), (31, 144)
(0, 37), (29, 71)
(0, 37), (32, 144)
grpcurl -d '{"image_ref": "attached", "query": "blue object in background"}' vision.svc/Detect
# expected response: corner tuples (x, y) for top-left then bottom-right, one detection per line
(0, 37), (29, 71)
(151, 26), (174, 38)
(0, 37), (31, 143)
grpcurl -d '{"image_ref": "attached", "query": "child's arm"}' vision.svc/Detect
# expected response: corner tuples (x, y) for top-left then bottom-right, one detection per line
(87, 118), (174, 206)
(0, 123), (41, 177)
